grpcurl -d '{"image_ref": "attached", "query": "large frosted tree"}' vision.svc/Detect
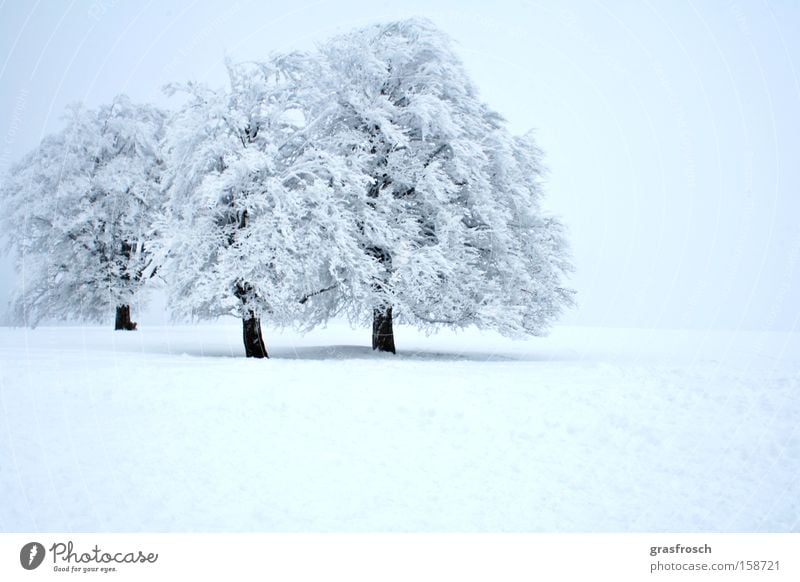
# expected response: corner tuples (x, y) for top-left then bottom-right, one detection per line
(161, 56), (367, 357)
(312, 19), (574, 352)
(0, 96), (165, 329)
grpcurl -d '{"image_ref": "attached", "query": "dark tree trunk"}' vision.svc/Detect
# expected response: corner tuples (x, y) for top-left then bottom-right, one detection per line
(372, 305), (396, 354)
(234, 282), (268, 358)
(114, 304), (137, 331)
(242, 312), (269, 358)
(366, 246), (395, 354)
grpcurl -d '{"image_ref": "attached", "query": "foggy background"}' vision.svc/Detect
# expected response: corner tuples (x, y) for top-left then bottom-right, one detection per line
(1, 0), (798, 332)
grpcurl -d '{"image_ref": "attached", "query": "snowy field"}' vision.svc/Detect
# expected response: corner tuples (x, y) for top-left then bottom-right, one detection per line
(0, 322), (798, 532)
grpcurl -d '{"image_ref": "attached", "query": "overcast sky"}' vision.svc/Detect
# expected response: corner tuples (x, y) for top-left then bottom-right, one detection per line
(1, 0), (798, 331)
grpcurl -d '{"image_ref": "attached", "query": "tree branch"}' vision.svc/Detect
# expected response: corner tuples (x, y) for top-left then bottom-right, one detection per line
(298, 284), (337, 305)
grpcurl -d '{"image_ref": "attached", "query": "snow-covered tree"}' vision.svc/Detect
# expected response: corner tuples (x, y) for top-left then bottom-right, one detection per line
(161, 56), (368, 357)
(0, 96), (165, 329)
(313, 19), (574, 352)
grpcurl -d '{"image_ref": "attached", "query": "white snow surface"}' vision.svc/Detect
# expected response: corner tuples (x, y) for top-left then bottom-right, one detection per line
(0, 323), (798, 532)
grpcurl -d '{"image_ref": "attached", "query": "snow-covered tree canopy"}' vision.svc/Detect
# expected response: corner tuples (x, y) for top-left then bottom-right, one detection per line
(1, 18), (572, 353)
(0, 96), (165, 327)
(161, 55), (370, 354)
(305, 19), (574, 343)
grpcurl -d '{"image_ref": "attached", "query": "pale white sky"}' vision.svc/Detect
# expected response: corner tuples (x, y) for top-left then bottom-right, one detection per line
(1, 0), (798, 331)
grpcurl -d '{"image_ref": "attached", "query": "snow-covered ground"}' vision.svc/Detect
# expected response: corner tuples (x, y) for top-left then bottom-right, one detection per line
(0, 322), (797, 532)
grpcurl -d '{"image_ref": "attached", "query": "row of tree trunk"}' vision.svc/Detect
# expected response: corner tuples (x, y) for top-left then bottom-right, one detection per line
(113, 304), (396, 357)
(240, 309), (394, 358)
